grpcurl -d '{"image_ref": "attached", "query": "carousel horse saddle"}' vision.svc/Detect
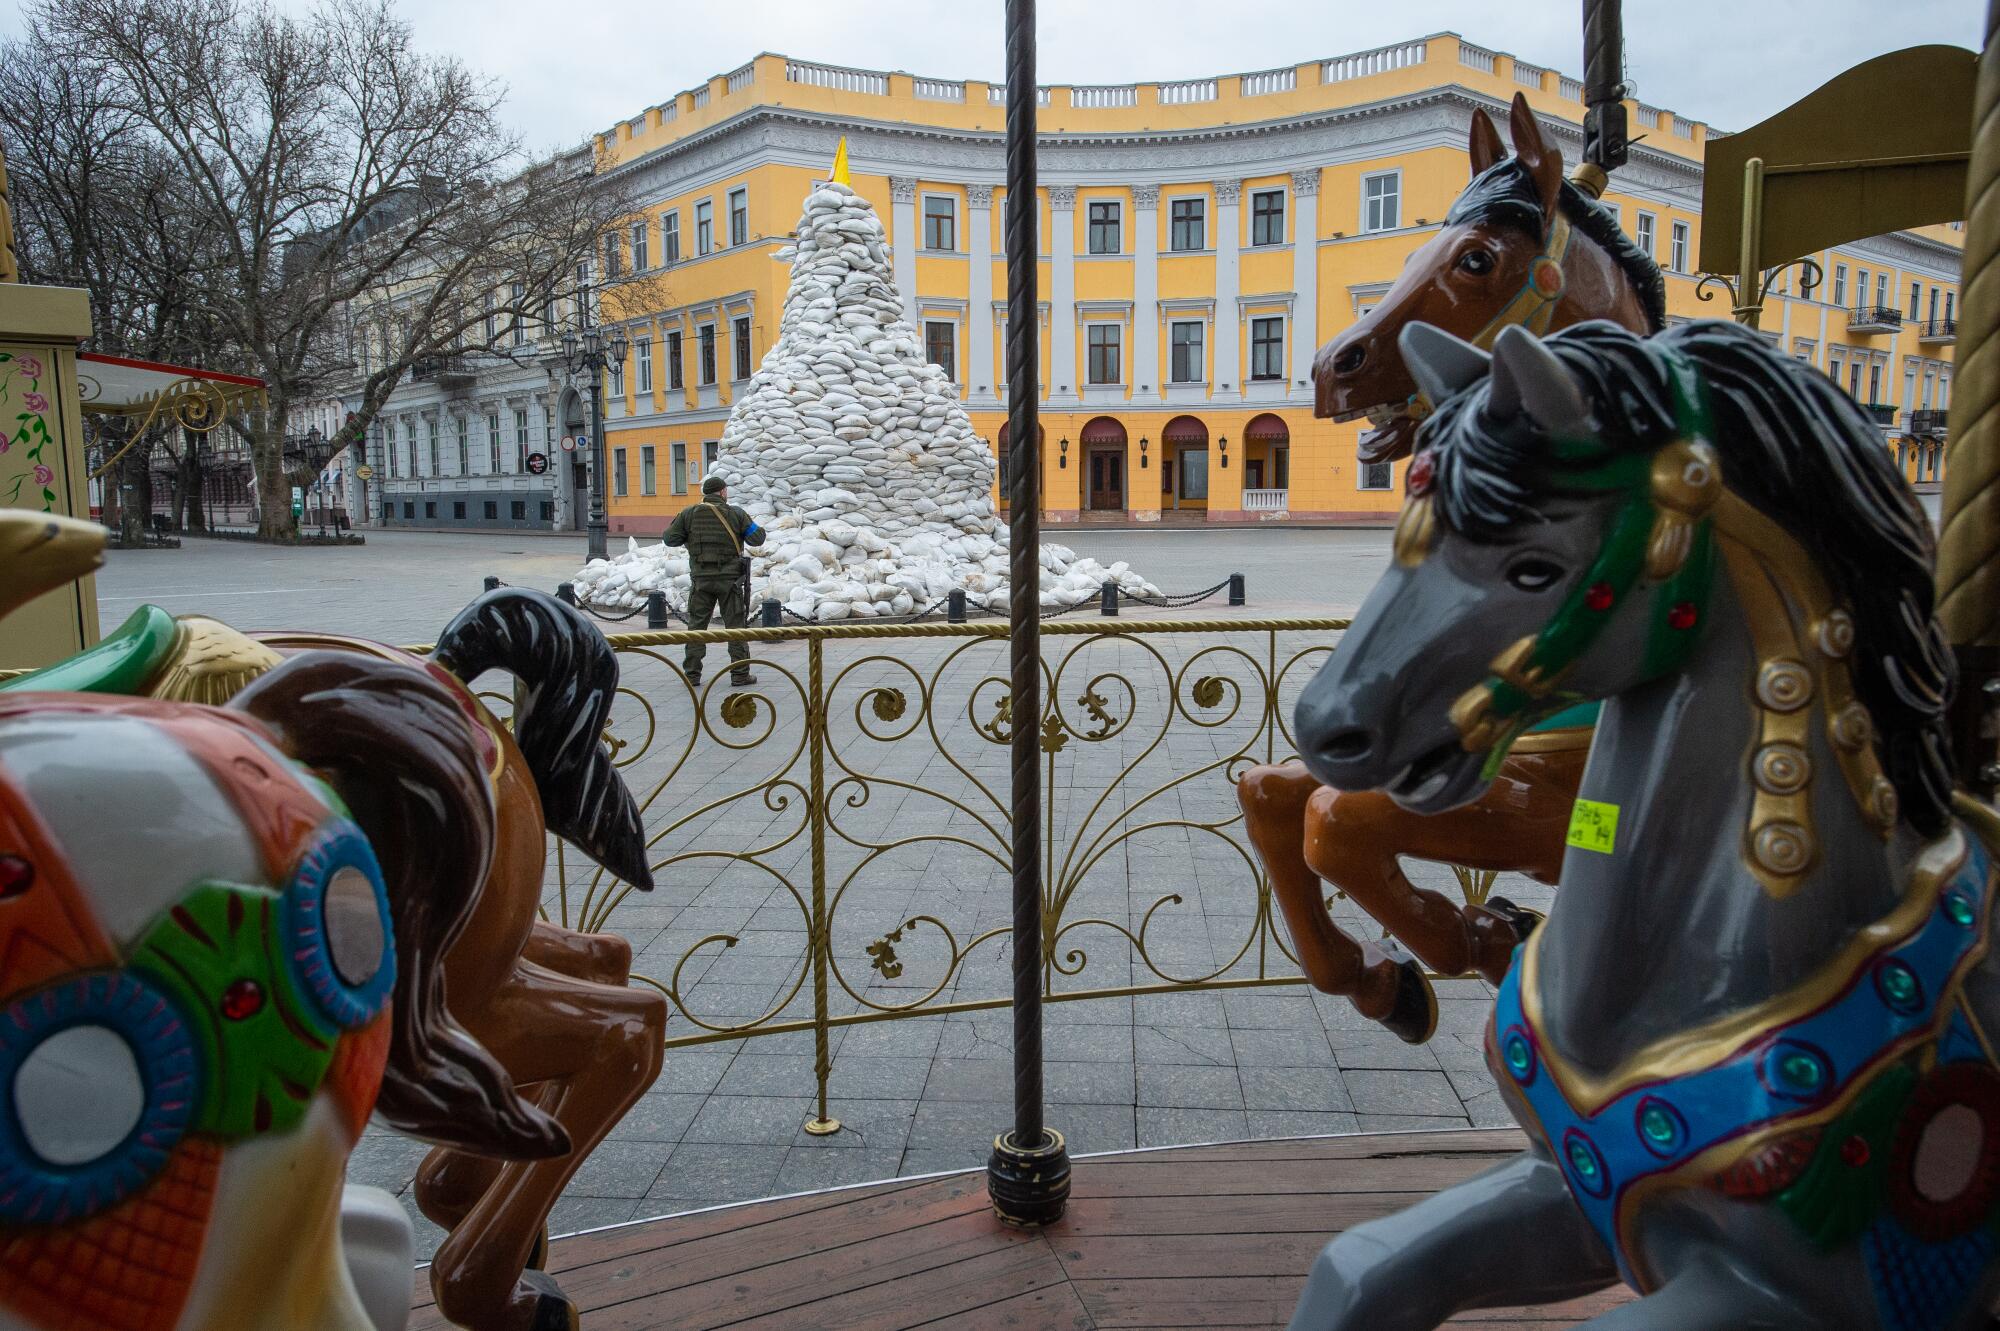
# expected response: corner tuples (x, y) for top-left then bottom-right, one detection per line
(1, 604), (281, 702)
(1491, 810), (2000, 1330)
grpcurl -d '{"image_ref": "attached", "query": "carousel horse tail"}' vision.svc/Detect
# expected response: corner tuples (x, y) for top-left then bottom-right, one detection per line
(231, 651), (572, 1161)
(433, 587), (656, 891)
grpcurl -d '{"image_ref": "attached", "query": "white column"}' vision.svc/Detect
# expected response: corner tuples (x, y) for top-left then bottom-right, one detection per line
(1049, 186), (1078, 403)
(1133, 185), (1160, 398)
(890, 176), (919, 328)
(1290, 170), (1320, 392)
(1213, 180), (1242, 403)
(968, 184), (996, 405)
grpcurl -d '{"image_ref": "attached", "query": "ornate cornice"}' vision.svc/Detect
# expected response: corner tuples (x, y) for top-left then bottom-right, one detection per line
(1048, 185), (1077, 209)
(1213, 179), (1242, 204)
(889, 176), (918, 203)
(967, 183), (995, 207)
(1132, 184), (1160, 209)
(1291, 169), (1322, 197)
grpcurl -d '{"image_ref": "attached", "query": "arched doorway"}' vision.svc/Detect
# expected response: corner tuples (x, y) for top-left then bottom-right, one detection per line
(995, 421), (1045, 514)
(559, 388), (588, 532)
(1080, 416), (1126, 512)
(1161, 415), (1208, 512)
(1244, 413), (1291, 508)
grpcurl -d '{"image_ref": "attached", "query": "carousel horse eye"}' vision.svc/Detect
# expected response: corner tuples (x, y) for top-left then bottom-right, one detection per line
(1458, 249), (1496, 275)
(324, 864), (387, 987)
(1505, 556), (1566, 593)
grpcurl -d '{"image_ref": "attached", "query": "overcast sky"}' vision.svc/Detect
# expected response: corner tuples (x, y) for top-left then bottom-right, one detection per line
(3, 0), (1981, 153)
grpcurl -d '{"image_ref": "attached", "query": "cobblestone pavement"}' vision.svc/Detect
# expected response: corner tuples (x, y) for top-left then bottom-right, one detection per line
(97, 527), (1542, 1256)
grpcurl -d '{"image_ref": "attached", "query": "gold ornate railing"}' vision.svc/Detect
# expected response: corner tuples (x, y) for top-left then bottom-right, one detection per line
(466, 617), (1354, 1132)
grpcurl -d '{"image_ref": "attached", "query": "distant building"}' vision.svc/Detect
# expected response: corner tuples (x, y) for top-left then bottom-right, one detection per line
(582, 33), (1960, 532)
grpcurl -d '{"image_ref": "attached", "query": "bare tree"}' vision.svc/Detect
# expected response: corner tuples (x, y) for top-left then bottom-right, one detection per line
(29, 0), (658, 541)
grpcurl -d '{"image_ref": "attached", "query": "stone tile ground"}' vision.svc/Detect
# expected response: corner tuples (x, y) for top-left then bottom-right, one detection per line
(96, 528), (1541, 1258)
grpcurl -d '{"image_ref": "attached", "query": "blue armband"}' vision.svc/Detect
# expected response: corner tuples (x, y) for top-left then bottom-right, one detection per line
(745, 522), (764, 542)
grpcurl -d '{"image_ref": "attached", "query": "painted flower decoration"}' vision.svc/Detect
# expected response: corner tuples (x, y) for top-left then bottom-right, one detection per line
(33, 464), (53, 487)
(22, 392), (48, 413)
(17, 356), (42, 379)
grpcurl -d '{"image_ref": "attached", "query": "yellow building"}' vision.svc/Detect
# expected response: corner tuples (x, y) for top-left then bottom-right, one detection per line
(591, 34), (1961, 536)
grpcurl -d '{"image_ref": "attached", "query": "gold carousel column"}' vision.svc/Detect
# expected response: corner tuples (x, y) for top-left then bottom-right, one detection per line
(1937, 0), (2000, 795)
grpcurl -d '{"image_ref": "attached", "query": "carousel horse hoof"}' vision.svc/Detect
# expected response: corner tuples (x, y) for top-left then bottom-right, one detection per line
(1484, 895), (1546, 948)
(520, 1269), (581, 1331)
(1381, 952), (1439, 1045)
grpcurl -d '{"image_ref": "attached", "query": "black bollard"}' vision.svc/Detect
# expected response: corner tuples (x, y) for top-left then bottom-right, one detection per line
(557, 582), (578, 606)
(1228, 572), (1246, 607)
(646, 590), (668, 629)
(761, 598), (782, 628)
(1100, 580), (1118, 616)
(948, 589), (967, 623)
(483, 574), (500, 593)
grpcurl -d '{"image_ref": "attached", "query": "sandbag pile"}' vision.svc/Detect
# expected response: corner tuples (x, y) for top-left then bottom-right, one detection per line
(571, 179), (1161, 619)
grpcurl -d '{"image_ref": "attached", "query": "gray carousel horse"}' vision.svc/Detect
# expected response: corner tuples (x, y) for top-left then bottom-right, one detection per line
(1288, 318), (2000, 1330)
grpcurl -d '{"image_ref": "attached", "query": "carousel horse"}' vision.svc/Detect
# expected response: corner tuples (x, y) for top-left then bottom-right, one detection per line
(1239, 92), (1665, 1041)
(0, 649), (565, 1331)
(1288, 317), (1997, 1330)
(0, 512), (668, 1331)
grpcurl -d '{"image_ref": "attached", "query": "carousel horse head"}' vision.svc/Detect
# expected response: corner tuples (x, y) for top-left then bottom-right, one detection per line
(1296, 317), (1953, 839)
(0, 653), (565, 1331)
(1313, 92), (1665, 466)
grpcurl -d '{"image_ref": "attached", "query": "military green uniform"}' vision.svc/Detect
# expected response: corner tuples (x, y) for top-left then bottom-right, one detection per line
(664, 491), (764, 682)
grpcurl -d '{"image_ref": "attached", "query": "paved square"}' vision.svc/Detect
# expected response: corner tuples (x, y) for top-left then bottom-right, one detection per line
(96, 526), (1541, 1257)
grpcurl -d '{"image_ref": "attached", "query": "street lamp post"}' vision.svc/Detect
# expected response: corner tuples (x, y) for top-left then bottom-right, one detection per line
(563, 326), (629, 560)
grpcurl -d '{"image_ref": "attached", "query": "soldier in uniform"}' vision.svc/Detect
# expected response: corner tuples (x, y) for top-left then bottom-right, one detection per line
(664, 473), (766, 687)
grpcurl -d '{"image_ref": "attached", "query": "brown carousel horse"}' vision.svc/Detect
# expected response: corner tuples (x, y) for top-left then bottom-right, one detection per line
(2, 512), (667, 1331)
(1239, 93), (1666, 1042)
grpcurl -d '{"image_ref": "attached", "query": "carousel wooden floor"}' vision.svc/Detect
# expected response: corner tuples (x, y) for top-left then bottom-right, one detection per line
(408, 1128), (1635, 1329)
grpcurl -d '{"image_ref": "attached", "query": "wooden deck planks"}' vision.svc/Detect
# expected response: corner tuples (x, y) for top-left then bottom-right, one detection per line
(409, 1130), (1636, 1329)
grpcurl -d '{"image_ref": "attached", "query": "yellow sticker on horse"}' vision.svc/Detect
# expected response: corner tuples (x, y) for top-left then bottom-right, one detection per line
(1567, 799), (1619, 853)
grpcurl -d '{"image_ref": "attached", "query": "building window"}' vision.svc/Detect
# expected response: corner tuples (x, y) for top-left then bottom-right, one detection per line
(1947, 290), (1956, 323)
(509, 282), (526, 346)
(576, 260), (593, 328)
(1930, 286), (1941, 321)
(1250, 316), (1285, 380)
(511, 500), (525, 520)
(424, 501), (436, 519)
(1849, 361), (1863, 399)
(613, 446), (628, 497)
(696, 201), (713, 256)
(483, 500), (497, 520)
(1088, 200), (1120, 254)
(404, 501), (416, 519)
(427, 421), (439, 476)
(1086, 323), (1121, 385)
(609, 352), (624, 398)
(667, 330), (684, 389)
(1362, 172), (1401, 232)
(1869, 361), (1883, 404)
(732, 316), (752, 380)
(631, 221), (649, 271)
(636, 336), (653, 393)
(1876, 272), (1890, 308)
(926, 320), (957, 380)
(1857, 268), (1870, 304)
(641, 444), (656, 495)
(662, 212), (680, 264)
(540, 500), (553, 521)
(1359, 460), (1392, 490)
(672, 442), (688, 495)
(704, 441), (719, 475)
(1251, 189), (1285, 246)
(1170, 321), (1204, 383)
(455, 416), (469, 474)
(514, 409), (529, 470)
(1170, 198), (1205, 252)
(729, 188), (748, 246)
(1832, 263), (1849, 306)
(1911, 281), (1923, 320)
(923, 195), (956, 251)
(1635, 212), (1655, 258)
(699, 324), (717, 385)
(487, 412), (501, 472)
(1669, 221), (1689, 274)
(603, 233), (621, 278)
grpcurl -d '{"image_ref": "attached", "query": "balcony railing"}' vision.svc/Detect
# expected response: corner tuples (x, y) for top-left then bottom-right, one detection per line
(1920, 317), (1958, 344)
(411, 354), (476, 388)
(1911, 408), (1950, 437)
(1849, 305), (1904, 333)
(1862, 401), (1898, 427)
(1241, 488), (1289, 513)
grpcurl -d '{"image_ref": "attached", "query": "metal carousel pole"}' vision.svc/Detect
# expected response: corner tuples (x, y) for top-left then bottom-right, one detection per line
(987, 0), (1071, 1227)
(1936, 0), (2000, 799)
(1580, 0), (1628, 179)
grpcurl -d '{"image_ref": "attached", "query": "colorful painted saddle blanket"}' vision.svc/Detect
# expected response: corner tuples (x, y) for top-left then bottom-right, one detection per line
(1490, 819), (2000, 1331)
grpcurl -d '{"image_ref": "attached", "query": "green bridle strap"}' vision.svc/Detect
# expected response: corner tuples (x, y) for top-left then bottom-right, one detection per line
(1464, 347), (1721, 776)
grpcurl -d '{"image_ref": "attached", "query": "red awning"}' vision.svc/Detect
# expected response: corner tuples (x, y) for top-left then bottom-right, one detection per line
(1079, 416), (1127, 445)
(1244, 412), (1290, 443)
(1162, 414), (1208, 444)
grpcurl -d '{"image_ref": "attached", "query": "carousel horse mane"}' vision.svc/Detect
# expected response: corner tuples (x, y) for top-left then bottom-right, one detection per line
(1449, 155), (1668, 334)
(433, 588), (655, 891)
(231, 650), (571, 1160)
(1420, 318), (1954, 838)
